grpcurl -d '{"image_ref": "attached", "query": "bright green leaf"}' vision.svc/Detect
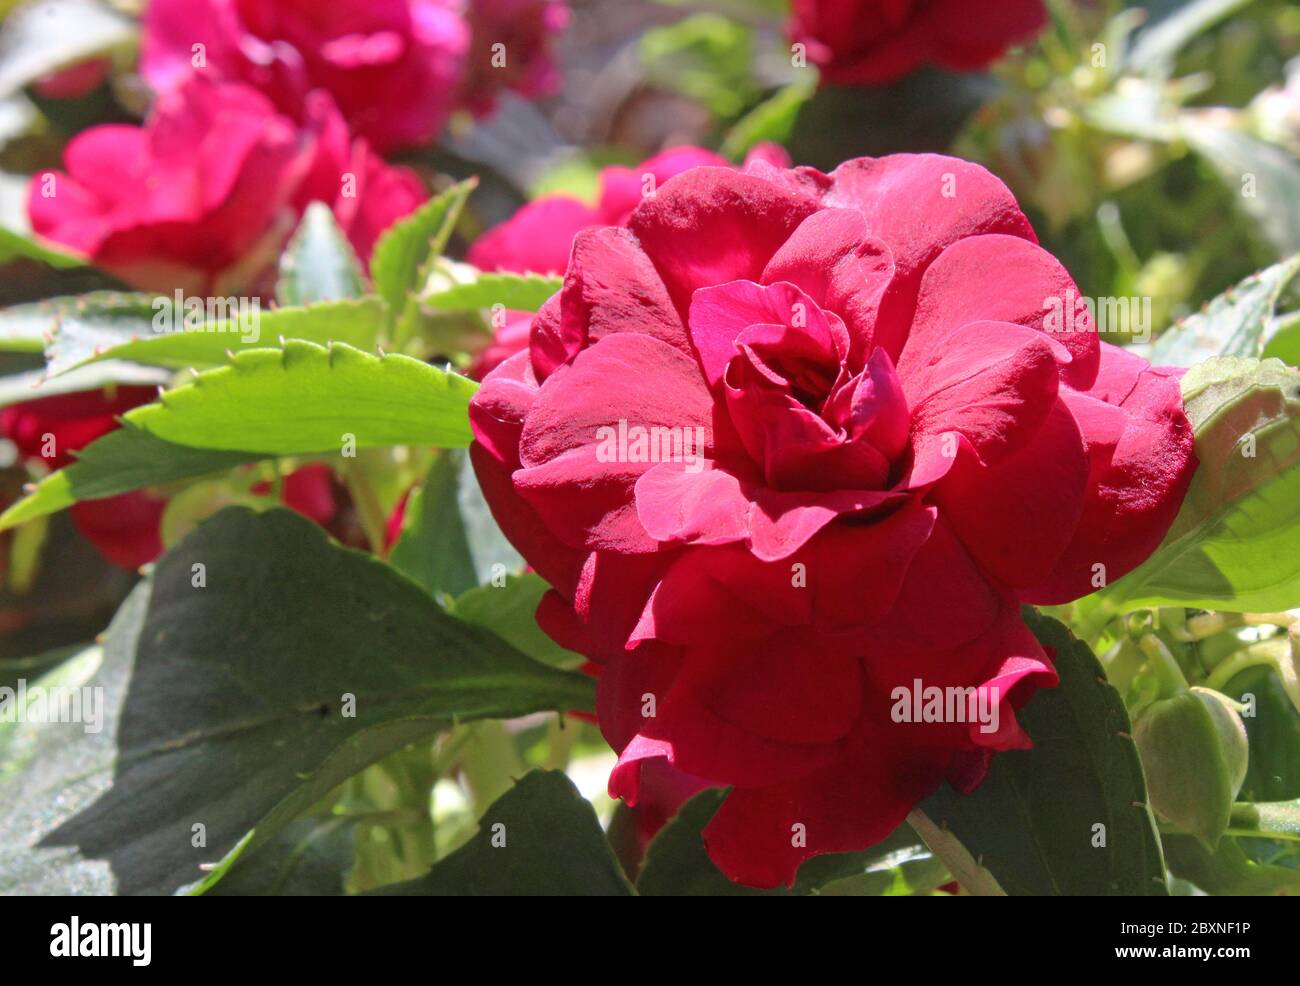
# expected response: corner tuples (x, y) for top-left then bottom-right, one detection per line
(125, 340), (477, 455)
(1097, 357), (1300, 612)
(0, 226), (84, 269)
(371, 179), (476, 316)
(421, 269), (563, 315)
(452, 573), (583, 670)
(46, 297), (388, 377)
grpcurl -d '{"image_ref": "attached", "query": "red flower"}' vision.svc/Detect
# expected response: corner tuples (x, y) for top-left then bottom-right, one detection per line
(2, 393), (358, 570)
(27, 78), (422, 293)
(468, 144), (789, 378)
(468, 153), (1196, 887)
(459, 0), (569, 116)
(2, 386), (163, 569)
(32, 58), (111, 100)
(789, 0), (1047, 86)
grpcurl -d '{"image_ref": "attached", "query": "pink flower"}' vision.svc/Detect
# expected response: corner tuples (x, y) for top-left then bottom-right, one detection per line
(141, 0), (471, 153)
(27, 79), (423, 293)
(141, 0), (569, 152)
(790, 0), (1047, 86)
(468, 153), (1196, 887)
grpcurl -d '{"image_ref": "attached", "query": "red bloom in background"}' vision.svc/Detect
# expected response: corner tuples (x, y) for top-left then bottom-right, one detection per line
(32, 58), (111, 100)
(27, 78), (422, 293)
(3, 391), (354, 569)
(459, 0), (570, 116)
(2, 386), (164, 570)
(468, 144), (788, 377)
(141, 0), (567, 153)
(790, 0), (1047, 86)
(469, 153), (1196, 887)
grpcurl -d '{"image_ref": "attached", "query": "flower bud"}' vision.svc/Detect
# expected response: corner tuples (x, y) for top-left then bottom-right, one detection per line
(1134, 686), (1249, 848)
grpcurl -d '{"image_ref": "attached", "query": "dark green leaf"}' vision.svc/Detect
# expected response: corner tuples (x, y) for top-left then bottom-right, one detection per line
(389, 451), (477, 597)
(204, 815), (353, 896)
(369, 770), (633, 895)
(0, 507), (595, 895)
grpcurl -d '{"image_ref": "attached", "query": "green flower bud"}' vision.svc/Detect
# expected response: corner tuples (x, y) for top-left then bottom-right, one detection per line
(1134, 686), (1249, 849)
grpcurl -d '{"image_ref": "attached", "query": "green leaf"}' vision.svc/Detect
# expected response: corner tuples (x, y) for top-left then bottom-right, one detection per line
(369, 770), (634, 895)
(1264, 310), (1300, 365)
(203, 815), (353, 896)
(1228, 800), (1300, 842)
(0, 507), (595, 895)
(635, 788), (938, 896)
(457, 452), (525, 578)
(389, 451), (477, 597)
(639, 14), (758, 119)
(0, 424), (263, 532)
(1149, 254), (1300, 367)
(421, 269), (563, 314)
(0, 362), (169, 409)
(1181, 116), (1300, 258)
(1223, 665), (1300, 802)
(276, 203), (366, 306)
(1096, 357), (1300, 612)
(452, 573), (583, 670)
(1163, 834), (1300, 895)
(914, 608), (1167, 896)
(720, 80), (814, 160)
(125, 340), (477, 455)
(370, 179), (476, 316)
(0, 291), (154, 359)
(1127, 0), (1255, 76)
(0, 226), (84, 269)
(0, 0), (134, 100)
(46, 297), (389, 377)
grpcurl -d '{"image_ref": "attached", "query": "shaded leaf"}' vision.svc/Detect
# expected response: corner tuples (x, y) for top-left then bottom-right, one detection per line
(370, 770), (633, 896)
(0, 507), (595, 895)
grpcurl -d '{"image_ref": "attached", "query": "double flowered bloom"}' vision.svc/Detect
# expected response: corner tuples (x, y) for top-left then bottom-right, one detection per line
(469, 153), (1196, 887)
